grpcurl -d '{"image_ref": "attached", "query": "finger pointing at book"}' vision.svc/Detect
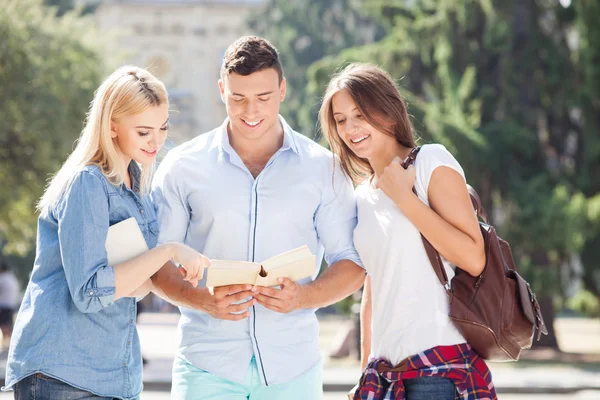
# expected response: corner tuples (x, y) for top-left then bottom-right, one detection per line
(171, 243), (211, 287)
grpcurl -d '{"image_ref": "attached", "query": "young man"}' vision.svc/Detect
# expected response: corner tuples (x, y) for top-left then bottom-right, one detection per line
(151, 36), (365, 399)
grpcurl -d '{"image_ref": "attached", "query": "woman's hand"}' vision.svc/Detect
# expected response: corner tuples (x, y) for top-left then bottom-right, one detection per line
(377, 157), (416, 205)
(170, 243), (211, 287)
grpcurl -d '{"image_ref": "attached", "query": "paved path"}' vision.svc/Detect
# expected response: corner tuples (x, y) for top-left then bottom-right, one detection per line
(138, 313), (600, 393)
(1, 389), (600, 399)
(2, 313), (600, 395)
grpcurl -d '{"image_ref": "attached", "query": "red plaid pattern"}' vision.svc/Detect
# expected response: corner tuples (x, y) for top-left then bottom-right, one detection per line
(354, 343), (497, 400)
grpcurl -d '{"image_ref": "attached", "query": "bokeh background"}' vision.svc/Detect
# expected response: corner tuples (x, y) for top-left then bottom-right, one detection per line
(1, 0), (599, 398)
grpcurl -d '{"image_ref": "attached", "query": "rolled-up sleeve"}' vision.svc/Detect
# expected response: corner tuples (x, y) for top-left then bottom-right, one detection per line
(56, 171), (116, 313)
(152, 151), (190, 245)
(314, 159), (364, 268)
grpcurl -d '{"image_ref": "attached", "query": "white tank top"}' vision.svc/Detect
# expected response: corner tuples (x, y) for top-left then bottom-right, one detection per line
(354, 144), (466, 365)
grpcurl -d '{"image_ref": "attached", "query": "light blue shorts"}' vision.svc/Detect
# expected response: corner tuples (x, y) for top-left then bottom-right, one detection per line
(171, 356), (323, 400)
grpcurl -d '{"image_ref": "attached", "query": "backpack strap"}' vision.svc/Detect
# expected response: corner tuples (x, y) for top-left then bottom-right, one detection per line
(467, 185), (489, 224)
(401, 146), (488, 297)
(401, 147), (450, 293)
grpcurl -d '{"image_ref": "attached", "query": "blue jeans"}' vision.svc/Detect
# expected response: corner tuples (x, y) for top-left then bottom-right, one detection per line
(13, 373), (128, 400)
(404, 376), (457, 400)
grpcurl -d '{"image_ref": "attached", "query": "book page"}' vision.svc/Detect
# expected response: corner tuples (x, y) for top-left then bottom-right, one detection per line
(206, 246), (316, 287)
(260, 246), (316, 286)
(209, 260), (259, 269)
(261, 246), (313, 271)
(265, 254), (316, 286)
(205, 260), (260, 287)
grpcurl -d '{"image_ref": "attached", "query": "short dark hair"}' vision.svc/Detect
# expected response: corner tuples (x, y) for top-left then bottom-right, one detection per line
(220, 36), (283, 83)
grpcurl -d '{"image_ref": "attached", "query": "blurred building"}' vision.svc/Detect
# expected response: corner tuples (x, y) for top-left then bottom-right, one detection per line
(87, 0), (266, 143)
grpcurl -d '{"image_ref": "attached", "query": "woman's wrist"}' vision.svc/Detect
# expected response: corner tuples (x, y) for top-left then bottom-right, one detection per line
(395, 188), (418, 211)
(162, 242), (179, 261)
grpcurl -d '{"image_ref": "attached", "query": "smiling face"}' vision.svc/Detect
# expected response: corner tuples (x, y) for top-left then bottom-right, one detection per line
(219, 68), (286, 144)
(331, 89), (397, 162)
(111, 103), (169, 167)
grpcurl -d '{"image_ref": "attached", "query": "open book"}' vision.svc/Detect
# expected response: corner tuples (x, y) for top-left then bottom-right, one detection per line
(105, 217), (149, 265)
(206, 246), (316, 287)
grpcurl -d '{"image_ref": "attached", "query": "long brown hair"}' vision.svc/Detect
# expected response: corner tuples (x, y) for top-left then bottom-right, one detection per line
(319, 63), (416, 184)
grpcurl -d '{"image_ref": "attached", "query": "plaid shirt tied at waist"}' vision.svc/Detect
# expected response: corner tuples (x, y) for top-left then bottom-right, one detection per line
(354, 343), (497, 400)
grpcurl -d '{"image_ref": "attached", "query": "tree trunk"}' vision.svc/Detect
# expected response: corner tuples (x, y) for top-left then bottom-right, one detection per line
(531, 295), (560, 349)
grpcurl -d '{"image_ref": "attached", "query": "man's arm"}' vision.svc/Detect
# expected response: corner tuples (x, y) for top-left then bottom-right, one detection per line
(253, 260), (365, 313)
(150, 151), (255, 320)
(151, 261), (255, 320)
(254, 158), (365, 313)
(298, 260), (365, 309)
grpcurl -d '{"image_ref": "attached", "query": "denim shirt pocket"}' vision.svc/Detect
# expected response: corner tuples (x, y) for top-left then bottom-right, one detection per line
(107, 190), (133, 226)
(148, 220), (159, 236)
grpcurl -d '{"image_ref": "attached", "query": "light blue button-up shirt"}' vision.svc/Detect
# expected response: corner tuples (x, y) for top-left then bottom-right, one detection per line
(3, 163), (158, 399)
(152, 116), (362, 386)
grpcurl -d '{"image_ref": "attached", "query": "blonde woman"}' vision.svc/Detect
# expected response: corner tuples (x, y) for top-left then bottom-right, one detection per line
(320, 63), (496, 400)
(2, 66), (208, 399)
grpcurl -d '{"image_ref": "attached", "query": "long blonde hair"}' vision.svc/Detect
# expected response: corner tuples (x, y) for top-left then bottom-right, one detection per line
(38, 65), (168, 211)
(319, 63), (416, 184)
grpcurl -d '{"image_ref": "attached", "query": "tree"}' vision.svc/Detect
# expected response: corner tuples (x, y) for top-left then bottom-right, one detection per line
(306, 0), (599, 349)
(0, 0), (106, 265)
(44, 0), (99, 16)
(574, 0), (600, 306)
(248, 0), (383, 138)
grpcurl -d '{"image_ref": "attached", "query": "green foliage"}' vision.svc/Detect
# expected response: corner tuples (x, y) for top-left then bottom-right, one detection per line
(0, 0), (106, 256)
(44, 0), (99, 16)
(573, 0), (600, 302)
(248, 0), (384, 137)
(3, 250), (36, 289)
(304, 0), (599, 301)
(334, 296), (355, 316)
(567, 289), (600, 318)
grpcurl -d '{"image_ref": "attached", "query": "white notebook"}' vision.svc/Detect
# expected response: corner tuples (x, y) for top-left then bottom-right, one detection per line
(105, 217), (149, 265)
(206, 245), (316, 287)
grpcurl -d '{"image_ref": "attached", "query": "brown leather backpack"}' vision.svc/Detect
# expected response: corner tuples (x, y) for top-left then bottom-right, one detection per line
(404, 146), (548, 361)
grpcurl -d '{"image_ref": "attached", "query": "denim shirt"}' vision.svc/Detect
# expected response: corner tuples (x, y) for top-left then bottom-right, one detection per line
(152, 116), (363, 386)
(2, 163), (158, 399)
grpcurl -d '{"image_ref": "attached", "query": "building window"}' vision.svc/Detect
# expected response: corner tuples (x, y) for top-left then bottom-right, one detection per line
(172, 24), (185, 35)
(153, 24), (164, 35)
(133, 24), (145, 35)
(193, 26), (207, 36)
(215, 25), (228, 35)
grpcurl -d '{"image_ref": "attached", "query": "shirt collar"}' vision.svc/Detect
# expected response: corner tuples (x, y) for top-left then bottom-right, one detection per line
(128, 161), (141, 193)
(117, 161), (141, 194)
(208, 115), (300, 156)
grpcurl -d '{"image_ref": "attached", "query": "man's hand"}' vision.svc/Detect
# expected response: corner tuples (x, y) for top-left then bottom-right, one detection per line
(253, 278), (303, 313)
(203, 284), (256, 321)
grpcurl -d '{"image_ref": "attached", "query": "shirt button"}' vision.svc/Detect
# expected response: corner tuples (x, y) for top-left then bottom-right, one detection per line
(89, 291), (94, 295)
(123, 363), (127, 367)
(130, 319), (134, 324)
(140, 209), (144, 214)
(127, 341), (131, 345)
